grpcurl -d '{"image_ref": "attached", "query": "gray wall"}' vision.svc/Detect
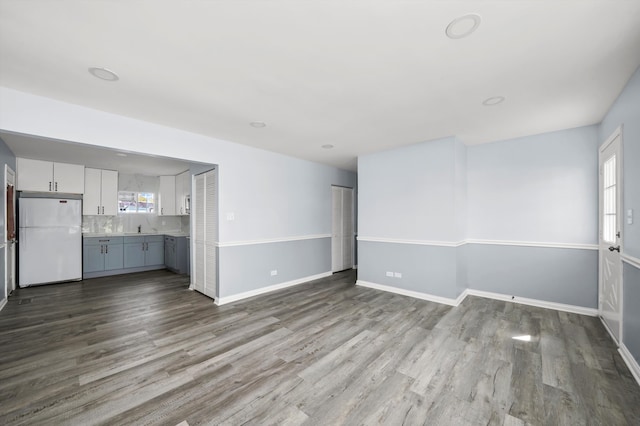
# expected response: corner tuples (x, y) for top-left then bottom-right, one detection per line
(467, 244), (598, 308)
(0, 88), (356, 300)
(600, 65), (640, 366)
(0, 135), (16, 305)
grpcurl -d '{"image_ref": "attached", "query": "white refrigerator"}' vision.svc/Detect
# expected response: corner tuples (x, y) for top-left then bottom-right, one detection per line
(18, 197), (82, 287)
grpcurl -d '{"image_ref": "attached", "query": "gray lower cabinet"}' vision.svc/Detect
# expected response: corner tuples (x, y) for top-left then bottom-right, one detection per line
(83, 237), (124, 274)
(123, 235), (164, 268)
(164, 236), (189, 274)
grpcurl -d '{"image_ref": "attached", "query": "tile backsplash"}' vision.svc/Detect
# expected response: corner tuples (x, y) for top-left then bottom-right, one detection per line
(82, 214), (188, 234)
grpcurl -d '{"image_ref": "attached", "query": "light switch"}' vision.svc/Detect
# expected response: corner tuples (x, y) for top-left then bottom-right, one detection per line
(628, 209), (633, 225)
(386, 271), (393, 277)
(226, 212), (235, 221)
(394, 272), (402, 278)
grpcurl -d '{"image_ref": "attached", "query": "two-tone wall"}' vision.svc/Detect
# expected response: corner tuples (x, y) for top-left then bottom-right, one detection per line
(599, 66), (640, 377)
(0, 87), (356, 302)
(357, 127), (598, 308)
(357, 136), (467, 302)
(466, 125), (599, 308)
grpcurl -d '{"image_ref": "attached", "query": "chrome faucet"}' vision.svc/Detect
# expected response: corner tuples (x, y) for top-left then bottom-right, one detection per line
(138, 225), (142, 234)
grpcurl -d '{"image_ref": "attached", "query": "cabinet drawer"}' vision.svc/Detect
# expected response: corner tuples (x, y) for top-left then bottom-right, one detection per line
(124, 236), (145, 244)
(165, 236), (176, 243)
(83, 237), (123, 246)
(145, 235), (164, 243)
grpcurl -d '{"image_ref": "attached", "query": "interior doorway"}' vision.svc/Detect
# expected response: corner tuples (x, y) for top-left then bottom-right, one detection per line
(332, 185), (354, 273)
(599, 126), (623, 343)
(4, 165), (16, 302)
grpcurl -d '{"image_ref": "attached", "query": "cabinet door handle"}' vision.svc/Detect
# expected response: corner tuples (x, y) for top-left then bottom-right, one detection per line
(101, 245), (104, 254)
(49, 181), (52, 191)
(102, 206), (104, 215)
(55, 182), (58, 191)
(97, 206), (100, 215)
(161, 208), (163, 215)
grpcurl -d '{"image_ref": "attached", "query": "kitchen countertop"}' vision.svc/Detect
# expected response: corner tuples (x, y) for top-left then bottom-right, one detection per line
(83, 232), (189, 238)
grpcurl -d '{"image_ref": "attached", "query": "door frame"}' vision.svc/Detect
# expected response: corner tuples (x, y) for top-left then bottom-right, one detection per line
(598, 125), (624, 343)
(4, 164), (16, 299)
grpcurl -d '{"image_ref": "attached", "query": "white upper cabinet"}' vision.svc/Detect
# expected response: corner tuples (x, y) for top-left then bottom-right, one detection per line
(159, 175), (176, 216)
(17, 158), (84, 194)
(175, 170), (191, 216)
(83, 168), (118, 216)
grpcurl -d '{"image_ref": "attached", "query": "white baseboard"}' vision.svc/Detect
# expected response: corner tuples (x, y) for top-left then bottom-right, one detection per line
(354, 280), (597, 316)
(0, 297), (6, 313)
(619, 343), (640, 386)
(215, 271), (332, 306)
(465, 288), (598, 316)
(355, 280), (464, 306)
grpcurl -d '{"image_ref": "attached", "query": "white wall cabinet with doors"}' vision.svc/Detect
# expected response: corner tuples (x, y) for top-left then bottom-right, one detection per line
(175, 170), (191, 216)
(158, 175), (176, 216)
(83, 168), (118, 216)
(192, 168), (217, 299)
(16, 157), (84, 194)
(332, 186), (354, 272)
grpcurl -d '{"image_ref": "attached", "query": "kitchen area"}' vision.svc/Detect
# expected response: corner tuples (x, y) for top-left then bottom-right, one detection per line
(5, 134), (214, 290)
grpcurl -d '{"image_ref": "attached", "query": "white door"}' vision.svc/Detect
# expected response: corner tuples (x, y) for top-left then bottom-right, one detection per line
(332, 186), (354, 272)
(192, 169), (217, 299)
(599, 126), (623, 343)
(5, 165), (16, 296)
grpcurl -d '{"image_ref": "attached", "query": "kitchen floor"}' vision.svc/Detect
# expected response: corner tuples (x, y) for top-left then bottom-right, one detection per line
(0, 270), (639, 425)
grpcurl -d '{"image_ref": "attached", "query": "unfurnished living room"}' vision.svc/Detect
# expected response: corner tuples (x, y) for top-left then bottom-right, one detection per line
(0, 1), (639, 425)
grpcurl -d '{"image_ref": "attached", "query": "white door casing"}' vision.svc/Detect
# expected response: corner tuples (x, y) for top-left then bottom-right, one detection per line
(598, 126), (623, 343)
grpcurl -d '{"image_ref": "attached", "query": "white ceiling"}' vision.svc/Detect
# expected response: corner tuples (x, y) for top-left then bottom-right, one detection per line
(1, 1), (639, 171)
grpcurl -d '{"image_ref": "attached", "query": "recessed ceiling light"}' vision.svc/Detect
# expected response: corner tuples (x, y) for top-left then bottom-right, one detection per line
(88, 67), (119, 82)
(250, 121), (267, 128)
(321, 144), (334, 149)
(482, 96), (505, 106)
(116, 153), (127, 157)
(445, 14), (481, 39)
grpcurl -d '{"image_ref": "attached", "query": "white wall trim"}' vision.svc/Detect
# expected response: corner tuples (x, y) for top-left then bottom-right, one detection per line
(466, 288), (598, 316)
(357, 237), (597, 250)
(357, 237), (464, 247)
(215, 271), (332, 305)
(619, 343), (640, 386)
(356, 280), (464, 306)
(217, 234), (331, 248)
(622, 253), (640, 270)
(466, 239), (598, 250)
(0, 297), (6, 313)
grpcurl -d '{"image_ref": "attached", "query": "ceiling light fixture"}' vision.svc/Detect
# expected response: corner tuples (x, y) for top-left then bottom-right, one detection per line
(88, 67), (119, 82)
(250, 121), (267, 128)
(482, 96), (505, 106)
(445, 14), (481, 39)
(321, 144), (334, 149)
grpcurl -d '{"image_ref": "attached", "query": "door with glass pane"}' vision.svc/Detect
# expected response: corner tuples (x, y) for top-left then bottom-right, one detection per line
(599, 127), (623, 343)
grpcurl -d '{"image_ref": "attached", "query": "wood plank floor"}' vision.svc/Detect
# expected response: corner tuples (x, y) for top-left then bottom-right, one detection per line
(0, 270), (639, 425)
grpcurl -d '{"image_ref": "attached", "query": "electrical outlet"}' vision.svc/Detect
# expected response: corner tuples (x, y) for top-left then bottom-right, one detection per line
(394, 272), (402, 278)
(227, 212), (235, 221)
(270, 270), (278, 276)
(386, 271), (393, 277)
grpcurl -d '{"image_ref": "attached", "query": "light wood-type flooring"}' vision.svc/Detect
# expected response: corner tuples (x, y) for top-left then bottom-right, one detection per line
(0, 270), (639, 425)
